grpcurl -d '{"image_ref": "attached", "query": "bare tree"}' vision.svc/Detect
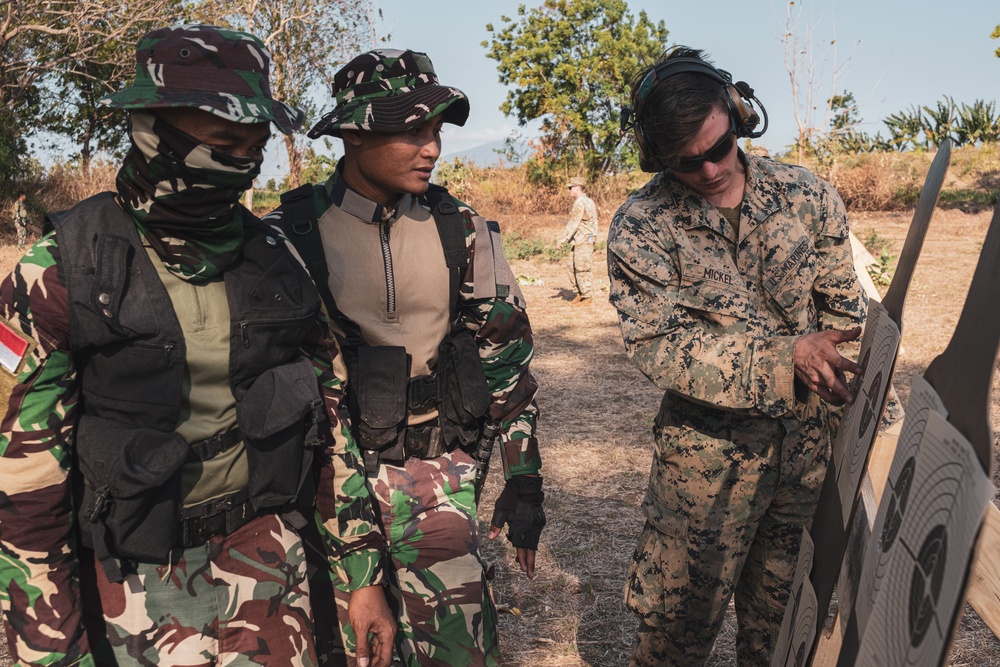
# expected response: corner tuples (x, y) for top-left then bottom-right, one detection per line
(780, 1), (857, 163)
(0, 0), (179, 115)
(0, 0), (180, 181)
(196, 0), (384, 188)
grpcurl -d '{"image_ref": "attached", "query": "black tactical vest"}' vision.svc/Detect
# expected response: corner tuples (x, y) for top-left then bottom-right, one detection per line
(52, 193), (324, 577)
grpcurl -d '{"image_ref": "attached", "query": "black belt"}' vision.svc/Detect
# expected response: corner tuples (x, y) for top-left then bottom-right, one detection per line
(179, 488), (258, 548)
(187, 427), (242, 462)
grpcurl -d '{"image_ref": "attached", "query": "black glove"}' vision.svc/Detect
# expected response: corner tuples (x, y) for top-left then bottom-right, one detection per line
(490, 475), (546, 550)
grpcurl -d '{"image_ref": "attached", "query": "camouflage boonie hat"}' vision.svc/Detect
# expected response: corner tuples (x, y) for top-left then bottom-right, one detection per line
(567, 176), (586, 188)
(308, 49), (469, 139)
(100, 24), (303, 134)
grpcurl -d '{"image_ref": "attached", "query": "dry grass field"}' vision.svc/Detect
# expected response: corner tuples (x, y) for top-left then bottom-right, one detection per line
(1, 204), (998, 666)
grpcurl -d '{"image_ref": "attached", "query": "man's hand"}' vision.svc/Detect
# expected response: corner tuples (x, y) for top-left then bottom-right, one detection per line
(348, 585), (396, 667)
(487, 528), (538, 578)
(793, 326), (864, 405)
(487, 475), (545, 579)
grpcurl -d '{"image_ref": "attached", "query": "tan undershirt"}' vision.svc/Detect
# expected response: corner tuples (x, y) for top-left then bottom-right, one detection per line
(317, 192), (452, 425)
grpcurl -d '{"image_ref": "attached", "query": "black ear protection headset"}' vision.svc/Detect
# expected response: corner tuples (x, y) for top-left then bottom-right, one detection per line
(620, 57), (769, 173)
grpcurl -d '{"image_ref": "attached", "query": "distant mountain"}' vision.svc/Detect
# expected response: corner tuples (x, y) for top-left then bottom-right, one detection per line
(441, 139), (530, 167)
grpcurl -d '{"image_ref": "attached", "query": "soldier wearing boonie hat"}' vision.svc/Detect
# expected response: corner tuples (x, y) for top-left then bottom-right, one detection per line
(266, 48), (545, 667)
(0, 24), (395, 667)
(557, 176), (599, 304)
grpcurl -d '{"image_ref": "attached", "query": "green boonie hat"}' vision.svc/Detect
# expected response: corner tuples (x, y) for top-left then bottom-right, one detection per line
(567, 177), (586, 188)
(100, 24), (303, 134)
(308, 48), (469, 139)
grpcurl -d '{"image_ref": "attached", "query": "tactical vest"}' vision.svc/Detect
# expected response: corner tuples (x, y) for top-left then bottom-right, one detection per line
(53, 193), (325, 580)
(274, 183), (490, 472)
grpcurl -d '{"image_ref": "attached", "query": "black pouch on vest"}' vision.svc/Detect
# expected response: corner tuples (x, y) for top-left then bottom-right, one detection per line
(236, 356), (323, 510)
(437, 330), (491, 450)
(75, 415), (189, 578)
(351, 346), (410, 463)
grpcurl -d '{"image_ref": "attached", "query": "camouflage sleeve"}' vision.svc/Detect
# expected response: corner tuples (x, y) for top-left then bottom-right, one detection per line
(460, 206), (541, 478)
(559, 197), (585, 243)
(0, 236), (97, 666)
(305, 309), (386, 593)
(607, 209), (799, 419)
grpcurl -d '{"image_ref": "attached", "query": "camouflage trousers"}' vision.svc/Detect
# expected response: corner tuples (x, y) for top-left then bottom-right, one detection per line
(570, 241), (594, 299)
(627, 395), (831, 667)
(15, 222), (26, 250)
(327, 449), (499, 667)
(82, 513), (317, 667)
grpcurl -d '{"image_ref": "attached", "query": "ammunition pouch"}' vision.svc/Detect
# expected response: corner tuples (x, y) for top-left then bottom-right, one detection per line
(350, 345), (410, 472)
(76, 415), (189, 582)
(437, 328), (491, 451)
(349, 328), (490, 472)
(236, 356), (325, 512)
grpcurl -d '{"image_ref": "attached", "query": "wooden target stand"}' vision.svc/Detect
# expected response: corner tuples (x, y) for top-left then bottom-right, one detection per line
(794, 142), (1000, 665)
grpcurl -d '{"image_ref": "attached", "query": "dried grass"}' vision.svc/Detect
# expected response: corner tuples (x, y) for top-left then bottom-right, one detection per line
(829, 156), (918, 212)
(0, 206), (998, 666)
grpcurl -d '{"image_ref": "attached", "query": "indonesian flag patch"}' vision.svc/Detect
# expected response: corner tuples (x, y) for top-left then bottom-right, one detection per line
(0, 317), (30, 375)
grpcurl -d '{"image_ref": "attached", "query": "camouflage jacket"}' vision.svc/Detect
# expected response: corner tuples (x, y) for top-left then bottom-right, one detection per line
(0, 212), (384, 666)
(12, 200), (27, 224)
(559, 194), (598, 245)
(264, 168), (542, 479)
(607, 153), (866, 420)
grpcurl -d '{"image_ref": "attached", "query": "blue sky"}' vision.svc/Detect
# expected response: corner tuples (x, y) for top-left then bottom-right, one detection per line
(371, 0), (998, 159)
(242, 0), (998, 180)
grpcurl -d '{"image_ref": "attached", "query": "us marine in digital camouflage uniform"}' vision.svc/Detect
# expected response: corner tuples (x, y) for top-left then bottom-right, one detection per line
(264, 49), (545, 667)
(0, 25), (394, 667)
(557, 176), (599, 304)
(609, 47), (868, 666)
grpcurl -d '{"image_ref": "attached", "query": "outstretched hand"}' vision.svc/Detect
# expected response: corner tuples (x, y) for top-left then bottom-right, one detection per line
(348, 585), (396, 667)
(793, 326), (864, 405)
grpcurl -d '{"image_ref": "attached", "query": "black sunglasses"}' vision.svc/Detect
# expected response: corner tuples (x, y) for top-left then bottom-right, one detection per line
(672, 126), (736, 173)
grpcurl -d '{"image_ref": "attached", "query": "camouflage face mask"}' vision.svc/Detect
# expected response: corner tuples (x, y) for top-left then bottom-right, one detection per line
(116, 111), (261, 282)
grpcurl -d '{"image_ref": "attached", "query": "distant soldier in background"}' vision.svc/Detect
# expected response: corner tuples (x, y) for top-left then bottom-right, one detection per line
(11, 192), (28, 250)
(557, 176), (598, 304)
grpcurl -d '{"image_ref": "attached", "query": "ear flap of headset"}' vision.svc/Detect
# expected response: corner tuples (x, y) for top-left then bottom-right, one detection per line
(726, 84), (760, 138)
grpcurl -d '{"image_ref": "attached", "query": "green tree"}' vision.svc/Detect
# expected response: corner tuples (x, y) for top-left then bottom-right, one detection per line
(922, 96), (956, 149)
(482, 0), (669, 178)
(992, 24), (1000, 57)
(955, 99), (1000, 146)
(883, 106), (924, 151)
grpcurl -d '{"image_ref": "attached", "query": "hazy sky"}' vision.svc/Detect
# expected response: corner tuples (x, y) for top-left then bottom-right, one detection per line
(372, 0), (999, 157)
(241, 0), (998, 179)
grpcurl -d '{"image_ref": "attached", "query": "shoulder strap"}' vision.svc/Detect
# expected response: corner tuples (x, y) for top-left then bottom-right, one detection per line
(274, 185), (366, 350)
(424, 184), (468, 319)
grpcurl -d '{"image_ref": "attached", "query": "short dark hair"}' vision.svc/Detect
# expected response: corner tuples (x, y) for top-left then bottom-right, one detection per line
(631, 46), (729, 167)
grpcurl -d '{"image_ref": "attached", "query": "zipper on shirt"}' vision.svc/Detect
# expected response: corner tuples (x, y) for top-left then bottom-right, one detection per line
(379, 221), (397, 317)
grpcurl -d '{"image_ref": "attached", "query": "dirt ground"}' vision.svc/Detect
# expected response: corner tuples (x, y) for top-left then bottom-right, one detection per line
(0, 205), (998, 666)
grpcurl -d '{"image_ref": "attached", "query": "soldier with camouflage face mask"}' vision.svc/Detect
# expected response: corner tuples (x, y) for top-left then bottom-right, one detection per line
(265, 49), (545, 667)
(0, 24), (395, 667)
